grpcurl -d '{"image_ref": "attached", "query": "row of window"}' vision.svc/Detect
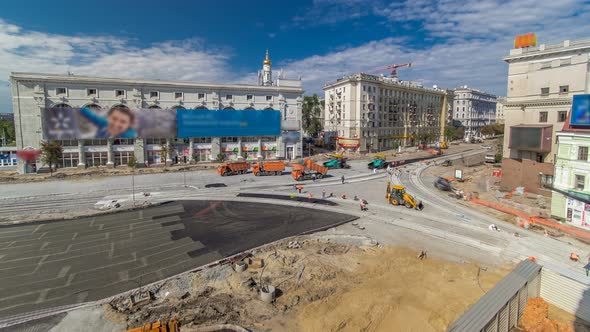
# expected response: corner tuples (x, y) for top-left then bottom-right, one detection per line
(54, 137), (277, 146)
(540, 85), (569, 96)
(55, 87), (275, 102)
(538, 111), (568, 123)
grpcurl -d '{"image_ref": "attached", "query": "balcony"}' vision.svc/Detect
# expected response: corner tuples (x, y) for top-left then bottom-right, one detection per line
(509, 124), (552, 152)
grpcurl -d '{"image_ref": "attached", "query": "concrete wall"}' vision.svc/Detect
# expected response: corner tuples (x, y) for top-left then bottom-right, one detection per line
(500, 158), (554, 196)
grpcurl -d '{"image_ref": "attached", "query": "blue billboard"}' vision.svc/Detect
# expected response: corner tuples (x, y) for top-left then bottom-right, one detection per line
(571, 94), (590, 127)
(176, 110), (281, 138)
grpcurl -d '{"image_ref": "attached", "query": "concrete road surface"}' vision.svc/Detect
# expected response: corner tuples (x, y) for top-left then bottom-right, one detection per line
(0, 200), (355, 318)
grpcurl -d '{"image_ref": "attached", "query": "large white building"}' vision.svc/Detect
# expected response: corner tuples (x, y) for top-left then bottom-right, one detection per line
(452, 86), (497, 139)
(501, 37), (590, 195)
(10, 52), (304, 173)
(323, 73), (447, 152)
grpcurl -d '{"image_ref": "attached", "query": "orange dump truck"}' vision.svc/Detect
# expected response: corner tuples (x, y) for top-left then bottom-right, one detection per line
(217, 161), (250, 176)
(291, 158), (329, 181)
(252, 161), (285, 176)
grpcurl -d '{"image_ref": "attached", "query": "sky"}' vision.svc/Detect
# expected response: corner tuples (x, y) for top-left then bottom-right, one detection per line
(0, 0), (589, 113)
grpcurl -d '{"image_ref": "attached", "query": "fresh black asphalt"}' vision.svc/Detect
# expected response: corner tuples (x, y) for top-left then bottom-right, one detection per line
(0, 200), (355, 318)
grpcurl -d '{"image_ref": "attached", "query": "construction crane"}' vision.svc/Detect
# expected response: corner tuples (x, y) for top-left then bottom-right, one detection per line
(365, 63), (412, 78)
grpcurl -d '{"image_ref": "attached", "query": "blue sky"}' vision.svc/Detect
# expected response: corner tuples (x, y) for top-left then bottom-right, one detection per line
(1, 0), (589, 113)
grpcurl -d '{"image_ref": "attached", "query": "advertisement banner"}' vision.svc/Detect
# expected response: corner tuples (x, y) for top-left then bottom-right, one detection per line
(337, 137), (360, 148)
(571, 94), (590, 126)
(42, 106), (176, 139)
(177, 110), (281, 138)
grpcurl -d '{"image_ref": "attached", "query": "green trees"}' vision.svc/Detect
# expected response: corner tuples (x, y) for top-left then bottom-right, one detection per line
(0, 119), (15, 146)
(40, 141), (63, 175)
(480, 124), (505, 136)
(302, 94), (323, 137)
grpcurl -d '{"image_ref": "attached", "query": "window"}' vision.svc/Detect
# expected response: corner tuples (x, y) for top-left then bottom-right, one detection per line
(146, 138), (166, 145)
(578, 147), (588, 161)
(536, 153), (544, 163)
(541, 87), (549, 96)
(56, 87), (67, 95)
(558, 111), (567, 122)
(150, 91), (159, 98)
(198, 93), (205, 100)
(246, 95), (253, 101)
(540, 61), (551, 69)
(86, 88), (97, 96)
(539, 111), (548, 123)
(541, 175), (554, 186)
(174, 92), (183, 99)
(114, 138), (134, 145)
(576, 175), (585, 191)
(559, 85), (569, 94)
(114, 151), (133, 166)
(193, 137), (212, 143)
(115, 89), (125, 98)
(560, 58), (571, 66)
(226, 94), (232, 100)
(58, 153), (79, 168)
(266, 95), (273, 101)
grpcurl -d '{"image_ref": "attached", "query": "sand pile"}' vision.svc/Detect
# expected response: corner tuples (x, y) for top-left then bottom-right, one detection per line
(108, 238), (510, 331)
(519, 298), (574, 332)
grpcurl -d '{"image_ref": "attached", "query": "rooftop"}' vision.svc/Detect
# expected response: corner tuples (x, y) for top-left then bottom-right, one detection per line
(324, 73), (445, 94)
(504, 37), (590, 62)
(10, 72), (303, 92)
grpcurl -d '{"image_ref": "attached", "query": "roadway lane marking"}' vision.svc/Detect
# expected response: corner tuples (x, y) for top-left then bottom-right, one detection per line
(57, 266), (71, 278)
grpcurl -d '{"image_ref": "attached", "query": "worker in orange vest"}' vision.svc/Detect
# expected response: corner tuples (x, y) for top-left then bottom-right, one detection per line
(296, 184), (303, 193)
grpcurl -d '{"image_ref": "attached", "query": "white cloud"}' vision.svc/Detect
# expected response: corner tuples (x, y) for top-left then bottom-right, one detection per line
(0, 19), (236, 108)
(279, 0), (590, 96)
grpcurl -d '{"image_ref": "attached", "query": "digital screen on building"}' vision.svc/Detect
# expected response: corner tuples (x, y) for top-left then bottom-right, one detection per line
(42, 106), (177, 139)
(281, 131), (301, 144)
(509, 127), (542, 150)
(176, 110), (281, 138)
(571, 94), (590, 127)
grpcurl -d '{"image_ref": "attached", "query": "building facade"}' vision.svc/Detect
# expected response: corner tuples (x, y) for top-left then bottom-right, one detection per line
(10, 53), (304, 173)
(452, 86), (497, 139)
(323, 74), (446, 152)
(0, 113), (14, 122)
(501, 37), (590, 195)
(496, 97), (506, 124)
(551, 117), (590, 229)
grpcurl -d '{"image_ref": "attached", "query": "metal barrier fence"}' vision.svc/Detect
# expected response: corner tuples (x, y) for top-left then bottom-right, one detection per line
(447, 259), (542, 332)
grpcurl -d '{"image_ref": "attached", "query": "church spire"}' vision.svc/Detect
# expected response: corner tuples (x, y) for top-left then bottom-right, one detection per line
(263, 49), (271, 66)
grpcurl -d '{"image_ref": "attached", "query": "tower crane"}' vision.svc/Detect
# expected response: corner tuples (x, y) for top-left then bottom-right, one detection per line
(365, 63), (412, 78)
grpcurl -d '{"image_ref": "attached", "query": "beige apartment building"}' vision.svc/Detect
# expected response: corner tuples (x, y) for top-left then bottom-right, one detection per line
(501, 37), (590, 195)
(323, 73), (446, 152)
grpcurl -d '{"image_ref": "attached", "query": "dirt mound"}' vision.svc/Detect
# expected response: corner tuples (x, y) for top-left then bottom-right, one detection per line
(108, 239), (511, 331)
(519, 297), (573, 332)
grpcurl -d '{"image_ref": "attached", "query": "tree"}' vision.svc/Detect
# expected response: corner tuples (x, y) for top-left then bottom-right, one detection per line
(159, 142), (174, 166)
(40, 141), (63, 176)
(445, 126), (459, 141)
(480, 125), (495, 136)
(302, 94), (323, 137)
(0, 120), (15, 146)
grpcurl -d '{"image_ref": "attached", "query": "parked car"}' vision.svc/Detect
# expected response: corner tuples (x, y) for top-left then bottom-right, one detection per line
(480, 145), (492, 150)
(485, 154), (496, 163)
